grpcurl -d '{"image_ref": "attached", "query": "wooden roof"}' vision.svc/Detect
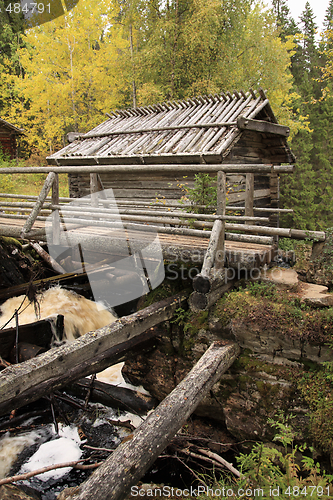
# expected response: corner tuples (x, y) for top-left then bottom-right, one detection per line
(47, 89), (295, 166)
(0, 118), (24, 135)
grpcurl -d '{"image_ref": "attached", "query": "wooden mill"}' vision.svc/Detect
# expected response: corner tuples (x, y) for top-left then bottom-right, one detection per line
(0, 90), (325, 311)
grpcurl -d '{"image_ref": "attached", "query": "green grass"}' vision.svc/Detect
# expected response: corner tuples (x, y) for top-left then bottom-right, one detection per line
(0, 155), (69, 198)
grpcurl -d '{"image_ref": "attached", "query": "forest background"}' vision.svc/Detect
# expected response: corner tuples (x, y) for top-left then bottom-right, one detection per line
(1, 0), (333, 231)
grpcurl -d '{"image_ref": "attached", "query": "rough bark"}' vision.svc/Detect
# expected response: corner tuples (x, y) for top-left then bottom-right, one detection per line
(67, 341), (240, 500)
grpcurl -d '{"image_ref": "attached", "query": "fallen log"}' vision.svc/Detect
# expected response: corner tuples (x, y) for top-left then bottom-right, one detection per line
(0, 290), (189, 416)
(67, 377), (158, 414)
(65, 341), (240, 500)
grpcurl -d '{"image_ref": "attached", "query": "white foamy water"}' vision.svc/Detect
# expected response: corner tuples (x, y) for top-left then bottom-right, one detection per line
(0, 429), (44, 479)
(19, 424), (83, 481)
(0, 286), (116, 341)
(96, 362), (150, 395)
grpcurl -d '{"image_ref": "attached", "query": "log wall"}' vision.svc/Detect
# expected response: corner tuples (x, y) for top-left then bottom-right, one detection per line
(68, 171), (272, 219)
(0, 127), (17, 160)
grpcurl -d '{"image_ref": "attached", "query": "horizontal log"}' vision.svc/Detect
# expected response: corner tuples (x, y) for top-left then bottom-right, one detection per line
(225, 232), (273, 245)
(71, 341), (240, 500)
(0, 290), (189, 417)
(290, 229), (326, 242)
(0, 224), (46, 239)
(192, 267), (240, 294)
(225, 222), (291, 237)
(82, 121), (236, 139)
(237, 116), (290, 137)
(0, 164), (293, 174)
(50, 203), (270, 223)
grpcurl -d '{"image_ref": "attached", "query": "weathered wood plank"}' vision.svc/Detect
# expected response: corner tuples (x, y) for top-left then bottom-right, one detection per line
(67, 341), (240, 500)
(0, 291), (189, 417)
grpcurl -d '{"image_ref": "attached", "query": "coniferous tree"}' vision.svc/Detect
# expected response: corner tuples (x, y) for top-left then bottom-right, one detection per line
(272, 0), (298, 41)
(0, 1), (26, 116)
(281, 1), (333, 229)
(323, 0), (333, 29)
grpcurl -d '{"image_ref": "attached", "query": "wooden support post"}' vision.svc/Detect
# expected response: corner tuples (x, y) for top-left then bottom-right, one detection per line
(191, 171), (226, 305)
(245, 173), (254, 225)
(200, 220), (223, 277)
(190, 280), (236, 311)
(216, 170), (226, 270)
(69, 341), (240, 500)
(20, 172), (56, 239)
(52, 173), (60, 245)
(90, 173), (99, 207)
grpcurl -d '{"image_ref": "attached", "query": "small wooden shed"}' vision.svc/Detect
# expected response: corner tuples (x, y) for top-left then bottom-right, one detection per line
(47, 89), (295, 221)
(0, 118), (24, 159)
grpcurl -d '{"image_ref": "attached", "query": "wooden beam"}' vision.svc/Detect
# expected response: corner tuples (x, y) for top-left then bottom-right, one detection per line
(245, 173), (254, 224)
(69, 341), (240, 500)
(0, 165), (293, 175)
(200, 220), (224, 277)
(216, 170), (226, 270)
(82, 121), (236, 139)
(0, 291), (189, 417)
(52, 173), (60, 245)
(237, 116), (290, 137)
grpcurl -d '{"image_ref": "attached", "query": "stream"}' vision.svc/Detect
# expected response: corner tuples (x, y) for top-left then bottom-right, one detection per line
(0, 363), (150, 499)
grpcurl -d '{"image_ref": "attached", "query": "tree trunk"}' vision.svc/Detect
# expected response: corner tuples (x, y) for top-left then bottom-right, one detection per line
(68, 341), (240, 500)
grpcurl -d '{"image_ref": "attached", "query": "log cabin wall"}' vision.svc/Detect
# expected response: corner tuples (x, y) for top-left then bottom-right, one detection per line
(0, 127), (17, 159)
(0, 119), (24, 160)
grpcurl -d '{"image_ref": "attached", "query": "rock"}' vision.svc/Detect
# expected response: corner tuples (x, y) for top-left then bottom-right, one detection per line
(300, 282), (333, 307)
(0, 484), (41, 500)
(263, 266), (333, 307)
(228, 317), (332, 363)
(262, 267), (299, 288)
